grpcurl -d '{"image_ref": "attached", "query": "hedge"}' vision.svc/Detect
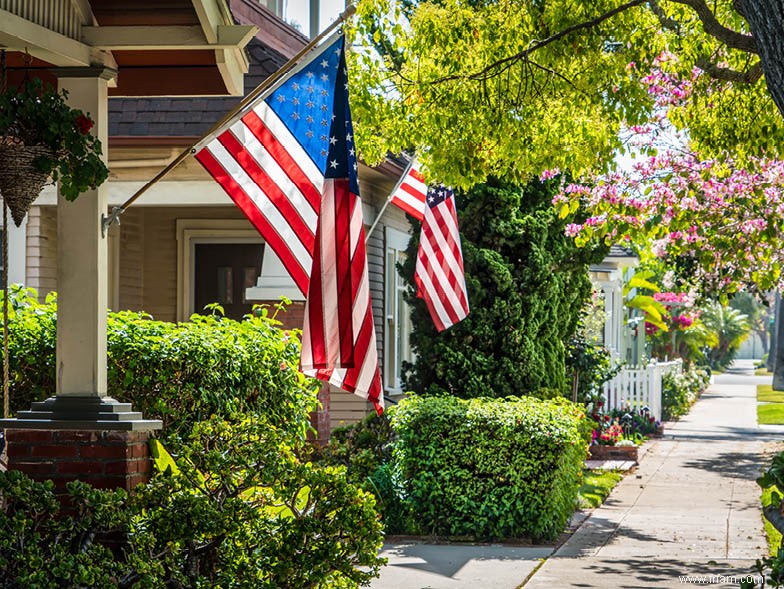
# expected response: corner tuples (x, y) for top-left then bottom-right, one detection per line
(3, 287), (319, 438)
(389, 394), (590, 541)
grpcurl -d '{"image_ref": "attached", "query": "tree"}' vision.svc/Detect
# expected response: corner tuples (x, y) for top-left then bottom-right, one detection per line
(400, 176), (607, 397)
(350, 0), (784, 187)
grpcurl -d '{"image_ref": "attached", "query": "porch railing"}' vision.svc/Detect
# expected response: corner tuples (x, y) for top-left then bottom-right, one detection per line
(602, 359), (682, 421)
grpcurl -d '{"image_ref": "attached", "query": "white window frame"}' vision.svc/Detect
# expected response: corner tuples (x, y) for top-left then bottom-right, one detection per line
(176, 219), (263, 322)
(384, 226), (414, 395)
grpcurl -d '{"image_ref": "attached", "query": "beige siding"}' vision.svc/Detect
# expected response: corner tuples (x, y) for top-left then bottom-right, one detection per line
(25, 206), (58, 300)
(330, 387), (377, 430)
(118, 209), (144, 311)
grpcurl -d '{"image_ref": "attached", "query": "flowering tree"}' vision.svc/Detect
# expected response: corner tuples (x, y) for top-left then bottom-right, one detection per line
(553, 65), (784, 296)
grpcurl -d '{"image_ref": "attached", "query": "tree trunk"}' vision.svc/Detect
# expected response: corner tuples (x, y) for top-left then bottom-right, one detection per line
(736, 0), (784, 118)
(769, 292), (779, 372)
(772, 294), (784, 390)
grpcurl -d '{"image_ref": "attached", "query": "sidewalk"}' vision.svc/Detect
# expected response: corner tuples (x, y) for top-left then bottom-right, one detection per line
(525, 360), (781, 588)
(372, 361), (782, 588)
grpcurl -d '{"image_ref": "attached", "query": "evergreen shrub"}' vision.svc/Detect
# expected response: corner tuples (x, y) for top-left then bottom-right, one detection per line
(401, 176), (607, 398)
(390, 394), (590, 540)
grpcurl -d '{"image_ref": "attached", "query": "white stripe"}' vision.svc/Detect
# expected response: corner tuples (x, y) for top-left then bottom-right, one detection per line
(229, 120), (319, 232)
(319, 181), (342, 365)
(415, 249), (454, 327)
(428, 205), (465, 284)
(254, 102), (324, 193)
(392, 190), (426, 211)
(206, 140), (313, 275)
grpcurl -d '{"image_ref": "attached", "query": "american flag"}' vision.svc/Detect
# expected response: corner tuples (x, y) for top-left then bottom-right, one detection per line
(414, 186), (469, 332)
(194, 34), (383, 412)
(389, 159), (427, 220)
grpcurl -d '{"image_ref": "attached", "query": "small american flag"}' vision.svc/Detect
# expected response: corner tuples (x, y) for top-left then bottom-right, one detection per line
(194, 34), (383, 412)
(389, 159), (427, 220)
(414, 185), (469, 331)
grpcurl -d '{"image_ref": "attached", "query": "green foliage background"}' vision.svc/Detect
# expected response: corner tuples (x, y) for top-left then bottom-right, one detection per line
(401, 176), (608, 397)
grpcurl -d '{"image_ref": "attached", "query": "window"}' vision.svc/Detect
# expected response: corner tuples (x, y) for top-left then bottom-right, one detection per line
(384, 227), (414, 394)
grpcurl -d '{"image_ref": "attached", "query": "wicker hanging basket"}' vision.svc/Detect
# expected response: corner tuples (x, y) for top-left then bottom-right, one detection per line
(0, 142), (54, 226)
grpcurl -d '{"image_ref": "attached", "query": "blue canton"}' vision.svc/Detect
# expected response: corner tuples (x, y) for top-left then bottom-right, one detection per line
(427, 186), (453, 208)
(323, 42), (360, 196)
(265, 35), (343, 174)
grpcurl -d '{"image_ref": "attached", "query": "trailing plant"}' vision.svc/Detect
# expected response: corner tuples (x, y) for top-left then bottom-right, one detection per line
(0, 78), (109, 200)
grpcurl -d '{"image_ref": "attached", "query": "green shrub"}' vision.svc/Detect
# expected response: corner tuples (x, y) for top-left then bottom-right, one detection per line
(4, 287), (319, 439)
(662, 368), (710, 421)
(389, 394), (589, 541)
(0, 416), (385, 588)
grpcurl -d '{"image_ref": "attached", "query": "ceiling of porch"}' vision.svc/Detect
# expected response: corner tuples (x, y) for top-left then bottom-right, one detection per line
(0, 0), (255, 96)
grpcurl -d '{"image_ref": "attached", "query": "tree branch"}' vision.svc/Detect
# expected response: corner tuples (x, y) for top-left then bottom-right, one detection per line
(695, 57), (763, 83)
(467, 0), (647, 82)
(668, 0), (758, 53)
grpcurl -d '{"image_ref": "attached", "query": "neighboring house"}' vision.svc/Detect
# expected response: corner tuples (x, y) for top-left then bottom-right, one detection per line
(590, 245), (645, 366)
(10, 0), (414, 438)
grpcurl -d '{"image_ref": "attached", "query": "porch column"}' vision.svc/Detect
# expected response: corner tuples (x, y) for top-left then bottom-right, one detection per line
(0, 69), (160, 491)
(56, 70), (111, 398)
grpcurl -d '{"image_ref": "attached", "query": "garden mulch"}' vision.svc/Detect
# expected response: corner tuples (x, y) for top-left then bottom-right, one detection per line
(371, 361), (784, 588)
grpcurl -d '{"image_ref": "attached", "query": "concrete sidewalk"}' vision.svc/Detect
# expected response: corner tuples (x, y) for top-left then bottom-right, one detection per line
(371, 361), (782, 588)
(525, 360), (781, 588)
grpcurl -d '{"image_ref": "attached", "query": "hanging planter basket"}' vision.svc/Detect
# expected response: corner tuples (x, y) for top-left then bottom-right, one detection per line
(0, 142), (55, 226)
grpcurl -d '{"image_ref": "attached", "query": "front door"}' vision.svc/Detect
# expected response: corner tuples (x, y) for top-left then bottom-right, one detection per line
(194, 243), (264, 320)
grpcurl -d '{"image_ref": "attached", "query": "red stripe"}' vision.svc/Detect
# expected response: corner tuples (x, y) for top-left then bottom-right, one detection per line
(195, 147), (311, 294)
(333, 179), (356, 366)
(218, 130), (315, 256)
(409, 168), (425, 183)
(242, 110), (323, 212)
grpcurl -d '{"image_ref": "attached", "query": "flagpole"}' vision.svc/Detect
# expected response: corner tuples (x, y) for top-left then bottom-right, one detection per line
(365, 156), (415, 242)
(101, 4), (357, 236)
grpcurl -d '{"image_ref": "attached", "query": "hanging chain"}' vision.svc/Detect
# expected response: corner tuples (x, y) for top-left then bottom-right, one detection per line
(3, 202), (8, 419)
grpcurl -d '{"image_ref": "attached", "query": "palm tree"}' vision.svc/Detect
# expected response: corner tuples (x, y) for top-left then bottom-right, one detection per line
(700, 303), (751, 371)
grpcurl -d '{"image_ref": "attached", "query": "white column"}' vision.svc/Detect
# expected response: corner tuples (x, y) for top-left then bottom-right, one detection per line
(55, 69), (114, 398)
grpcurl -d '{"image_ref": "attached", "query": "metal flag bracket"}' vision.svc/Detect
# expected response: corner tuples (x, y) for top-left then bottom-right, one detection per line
(101, 206), (124, 237)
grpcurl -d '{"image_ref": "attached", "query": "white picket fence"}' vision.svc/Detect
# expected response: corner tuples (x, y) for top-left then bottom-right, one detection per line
(602, 359), (682, 421)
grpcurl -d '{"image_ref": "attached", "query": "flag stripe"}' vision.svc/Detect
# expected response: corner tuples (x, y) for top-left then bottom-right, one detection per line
(194, 145), (312, 292)
(414, 186), (469, 332)
(389, 160), (427, 221)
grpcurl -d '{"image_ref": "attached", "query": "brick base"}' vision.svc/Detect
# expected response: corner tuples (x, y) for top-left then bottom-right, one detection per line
(5, 429), (152, 491)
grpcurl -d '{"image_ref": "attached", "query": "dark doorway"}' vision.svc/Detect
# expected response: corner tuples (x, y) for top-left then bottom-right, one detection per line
(194, 242), (264, 320)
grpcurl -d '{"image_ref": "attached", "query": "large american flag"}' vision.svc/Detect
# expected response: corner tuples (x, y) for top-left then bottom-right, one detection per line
(414, 186), (469, 332)
(389, 158), (427, 220)
(194, 34), (383, 412)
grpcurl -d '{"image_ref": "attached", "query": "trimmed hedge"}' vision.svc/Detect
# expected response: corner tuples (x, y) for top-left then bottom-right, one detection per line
(390, 394), (590, 541)
(3, 287), (319, 438)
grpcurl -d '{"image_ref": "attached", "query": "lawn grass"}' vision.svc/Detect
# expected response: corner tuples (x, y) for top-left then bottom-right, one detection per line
(762, 486), (783, 556)
(758, 384), (784, 403)
(578, 470), (623, 509)
(759, 403), (784, 425)
(757, 367), (773, 376)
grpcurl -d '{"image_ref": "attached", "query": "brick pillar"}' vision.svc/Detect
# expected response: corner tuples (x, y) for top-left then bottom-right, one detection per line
(5, 429), (152, 492)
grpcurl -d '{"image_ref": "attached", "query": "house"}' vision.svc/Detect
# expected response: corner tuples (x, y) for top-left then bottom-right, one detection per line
(8, 0), (415, 439)
(589, 245), (645, 366)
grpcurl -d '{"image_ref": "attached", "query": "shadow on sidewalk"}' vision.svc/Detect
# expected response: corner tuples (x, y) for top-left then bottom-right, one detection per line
(682, 450), (766, 480)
